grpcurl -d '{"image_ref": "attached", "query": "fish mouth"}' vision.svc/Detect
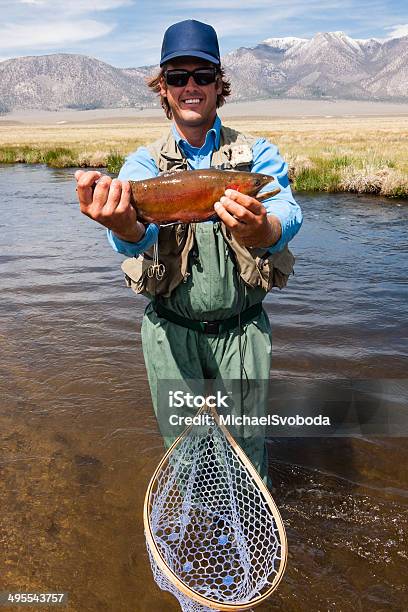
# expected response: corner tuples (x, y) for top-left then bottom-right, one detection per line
(252, 173), (277, 199)
(251, 174), (274, 193)
(260, 173), (273, 187)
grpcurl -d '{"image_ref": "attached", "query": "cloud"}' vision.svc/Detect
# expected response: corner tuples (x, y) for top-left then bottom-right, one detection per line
(161, 0), (347, 8)
(0, 0), (129, 53)
(18, 0), (133, 12)
(154, 0), (369, 47)
(159, 0), (352, 13)
(385, 23), (408, 38)
(0, 21), (114, 50)
(0, 0), (406, 66)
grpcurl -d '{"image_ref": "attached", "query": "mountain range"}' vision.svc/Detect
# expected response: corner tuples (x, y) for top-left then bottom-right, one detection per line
(223, 32), (408, 101)
(0, 31), (407, 113)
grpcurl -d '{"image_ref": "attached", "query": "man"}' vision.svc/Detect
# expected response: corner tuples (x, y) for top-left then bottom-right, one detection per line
(76, 19), (302, 484)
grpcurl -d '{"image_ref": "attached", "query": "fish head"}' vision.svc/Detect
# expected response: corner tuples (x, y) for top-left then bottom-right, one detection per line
(225, 171), (273, 198)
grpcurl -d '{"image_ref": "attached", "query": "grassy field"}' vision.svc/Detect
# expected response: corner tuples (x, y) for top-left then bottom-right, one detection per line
(1, 115), (407, 197)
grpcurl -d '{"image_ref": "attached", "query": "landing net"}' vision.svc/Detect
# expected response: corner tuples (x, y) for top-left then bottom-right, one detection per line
(144, 405), (287, 611)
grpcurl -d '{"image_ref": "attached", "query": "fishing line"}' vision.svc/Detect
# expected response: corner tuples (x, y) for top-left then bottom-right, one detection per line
(237, 276), (250, 414)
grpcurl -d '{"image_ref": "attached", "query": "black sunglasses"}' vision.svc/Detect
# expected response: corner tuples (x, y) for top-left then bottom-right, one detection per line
(164, 67), (217, 87)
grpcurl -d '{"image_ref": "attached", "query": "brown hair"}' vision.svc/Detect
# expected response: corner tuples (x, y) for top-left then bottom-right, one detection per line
(146, 64), (231, 120)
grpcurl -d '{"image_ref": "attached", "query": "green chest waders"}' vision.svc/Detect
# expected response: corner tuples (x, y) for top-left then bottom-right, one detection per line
(141, 222), (272, 484)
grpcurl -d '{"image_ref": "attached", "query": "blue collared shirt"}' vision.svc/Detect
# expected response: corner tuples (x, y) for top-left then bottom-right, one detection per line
(107, 115), (302, 256)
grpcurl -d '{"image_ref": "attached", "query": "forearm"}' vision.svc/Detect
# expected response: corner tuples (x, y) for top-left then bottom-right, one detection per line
(266, 214), (282, 247)
(248, 214), (282, 249)
(112, 221), (146, 243)
(251, 137), (303, 252)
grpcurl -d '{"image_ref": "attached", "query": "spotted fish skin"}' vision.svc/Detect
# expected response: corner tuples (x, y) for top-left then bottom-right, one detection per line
(128, 169), (274, 224)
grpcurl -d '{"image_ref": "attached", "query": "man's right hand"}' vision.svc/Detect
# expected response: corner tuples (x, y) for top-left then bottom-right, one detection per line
(75, 170), (145, 243)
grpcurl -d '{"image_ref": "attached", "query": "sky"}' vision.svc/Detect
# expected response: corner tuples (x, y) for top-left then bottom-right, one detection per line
(0, 0), (407, 66)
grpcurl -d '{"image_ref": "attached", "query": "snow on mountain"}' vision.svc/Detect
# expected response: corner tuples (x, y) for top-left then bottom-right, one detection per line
(262, 37), (308, 50)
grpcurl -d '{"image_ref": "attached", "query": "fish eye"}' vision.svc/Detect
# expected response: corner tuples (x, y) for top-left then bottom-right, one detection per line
(255, 178), (261, 186)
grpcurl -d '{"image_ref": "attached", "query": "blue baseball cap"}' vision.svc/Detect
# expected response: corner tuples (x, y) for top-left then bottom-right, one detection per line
(160, 19), (220, 67)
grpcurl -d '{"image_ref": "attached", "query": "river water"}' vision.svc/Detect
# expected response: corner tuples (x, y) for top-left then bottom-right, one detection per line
(0, 164), (407, 612)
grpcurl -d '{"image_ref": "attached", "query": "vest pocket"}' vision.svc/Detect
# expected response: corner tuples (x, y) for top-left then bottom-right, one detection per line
(257, 248), (296, 290)
(121, 256), (150, 295)
(121, 250), (186, 298)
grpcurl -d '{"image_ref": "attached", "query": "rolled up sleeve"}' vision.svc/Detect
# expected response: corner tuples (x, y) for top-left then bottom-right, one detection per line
(252, 138), (303, 253)
(107, 223), (159, 257)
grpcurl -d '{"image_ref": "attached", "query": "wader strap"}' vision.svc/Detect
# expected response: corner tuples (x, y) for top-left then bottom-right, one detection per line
(152, 301), (263, 336)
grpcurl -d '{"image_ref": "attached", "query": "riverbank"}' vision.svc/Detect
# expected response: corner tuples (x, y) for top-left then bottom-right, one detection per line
(1, 114), (407, 197)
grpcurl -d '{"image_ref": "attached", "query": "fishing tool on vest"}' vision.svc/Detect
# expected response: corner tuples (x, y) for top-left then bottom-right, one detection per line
(147, 241), (166, 280)
(144, 400), (287, 611)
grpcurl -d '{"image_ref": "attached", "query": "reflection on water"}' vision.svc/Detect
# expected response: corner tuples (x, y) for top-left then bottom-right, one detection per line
(1, 164), (407, 611)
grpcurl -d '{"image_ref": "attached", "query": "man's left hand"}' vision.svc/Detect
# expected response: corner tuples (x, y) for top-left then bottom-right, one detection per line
(214, 189), (281, 248)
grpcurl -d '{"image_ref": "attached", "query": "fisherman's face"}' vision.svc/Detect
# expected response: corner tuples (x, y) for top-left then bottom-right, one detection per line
(160, 58), (223, 129)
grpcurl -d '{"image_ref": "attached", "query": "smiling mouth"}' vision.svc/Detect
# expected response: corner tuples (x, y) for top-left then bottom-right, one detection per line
(182, 98), (202, 105)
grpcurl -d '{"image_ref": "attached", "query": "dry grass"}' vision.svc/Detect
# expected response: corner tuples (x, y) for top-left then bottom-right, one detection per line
(0, 115), (407, 197)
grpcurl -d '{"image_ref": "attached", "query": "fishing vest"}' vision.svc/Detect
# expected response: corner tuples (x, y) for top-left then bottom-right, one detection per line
(121, 125), (295, 298)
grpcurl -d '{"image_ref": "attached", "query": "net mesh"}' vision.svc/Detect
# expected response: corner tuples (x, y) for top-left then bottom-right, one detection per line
(145, 410), (284, 611)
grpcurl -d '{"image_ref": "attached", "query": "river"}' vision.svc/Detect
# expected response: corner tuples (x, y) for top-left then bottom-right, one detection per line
(0, 164), (407, 611)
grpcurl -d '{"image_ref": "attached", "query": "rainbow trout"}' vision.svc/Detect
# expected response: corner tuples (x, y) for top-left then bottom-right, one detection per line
(128, 169), (279, 224)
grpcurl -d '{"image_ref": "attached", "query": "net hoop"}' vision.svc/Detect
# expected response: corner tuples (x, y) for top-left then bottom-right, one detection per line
(143, 403), (288, 611)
